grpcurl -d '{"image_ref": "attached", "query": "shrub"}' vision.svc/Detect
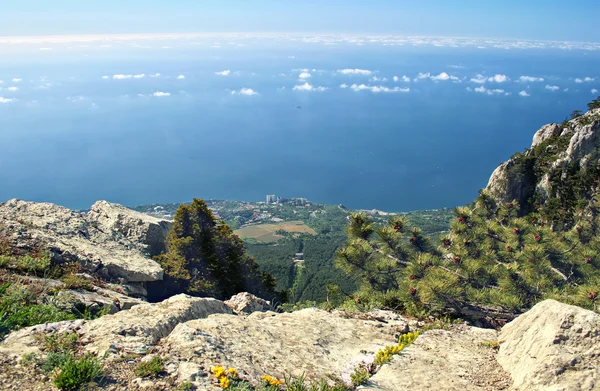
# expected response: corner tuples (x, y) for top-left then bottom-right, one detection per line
(61, 274), (95, 291)
(176, 382), (194, 391)
(350, 366), (370, 387)
(42, 352), (72, 373)
(0, 282), (76, 339)
(52, 353), (103, 391)
(40, 332), (79, 354)
(135, 356), (164, 377)
(0, 254), (51, 274)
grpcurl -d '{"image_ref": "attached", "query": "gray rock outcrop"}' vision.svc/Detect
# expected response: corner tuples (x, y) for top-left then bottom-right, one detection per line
(0, 199), (166, 283)
(224, 292), (271, 314)
(87, 201), (171, 257)
(485, 108), (600, 207)
(497, 300), (600, 391)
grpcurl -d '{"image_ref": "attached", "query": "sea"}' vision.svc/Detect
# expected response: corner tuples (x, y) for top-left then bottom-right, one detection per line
(1, 34), (599, 211)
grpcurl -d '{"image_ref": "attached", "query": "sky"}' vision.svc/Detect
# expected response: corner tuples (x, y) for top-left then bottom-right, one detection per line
(2, 0), (599, 42)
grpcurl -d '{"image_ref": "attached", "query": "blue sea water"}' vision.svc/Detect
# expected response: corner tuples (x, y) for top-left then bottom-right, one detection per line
(1, 36), (599, 211)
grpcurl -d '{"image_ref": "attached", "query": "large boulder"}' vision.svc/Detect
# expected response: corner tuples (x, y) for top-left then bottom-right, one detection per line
(224, 292), (271, 314)
(87, 201), (171, 257)
(497, 300), (600, 391)
(0, 199), (164, 283)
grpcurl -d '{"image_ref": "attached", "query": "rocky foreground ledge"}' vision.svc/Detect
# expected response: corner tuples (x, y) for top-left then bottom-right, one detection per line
(0, 294), (598, 391)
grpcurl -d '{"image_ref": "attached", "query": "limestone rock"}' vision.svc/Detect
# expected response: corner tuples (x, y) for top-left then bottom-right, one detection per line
(0, 294), (233, 358)
(0, 199), (164, 283)
(224, 292), (271, 314)
(87, 201), (172, 257)
(159, 308), (409, 388)
(484, 109), (600, 207)
(532, 123), (562, 148)
(363, 326), (511, 391)
(497, 299), (600, 391)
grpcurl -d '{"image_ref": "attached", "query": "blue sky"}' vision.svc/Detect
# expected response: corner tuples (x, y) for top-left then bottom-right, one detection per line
(2, 0), (599, 41)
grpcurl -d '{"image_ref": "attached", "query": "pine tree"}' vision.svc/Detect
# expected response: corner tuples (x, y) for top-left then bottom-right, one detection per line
(156, 199), (278, 300)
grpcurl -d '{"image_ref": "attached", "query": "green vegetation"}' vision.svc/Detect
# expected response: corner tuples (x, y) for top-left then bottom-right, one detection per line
(52, 353), (104, 391)
(0, 282), (76, 339)
(154, 199), (279, 301)
(135, 356), (164, 377)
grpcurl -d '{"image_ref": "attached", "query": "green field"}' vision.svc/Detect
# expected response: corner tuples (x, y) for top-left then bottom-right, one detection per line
(235, 221), (316, 243)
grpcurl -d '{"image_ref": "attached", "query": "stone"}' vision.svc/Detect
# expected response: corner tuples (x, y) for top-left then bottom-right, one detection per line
(87, 200), (172, 257)
(224, 292), (271, 314)
(0, 199), (164, 283)
(158, 307), (409, 388)
(532, 123), (562, 148)
(363, 326), (511, 391)
(497, 299), (600, 391)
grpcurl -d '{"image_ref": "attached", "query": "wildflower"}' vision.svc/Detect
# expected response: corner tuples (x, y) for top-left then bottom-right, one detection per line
(219, 376), (231, 389)
(261, 375), (283, 387)
(211, 366), (227, 379)
(227, 368), (238, 378)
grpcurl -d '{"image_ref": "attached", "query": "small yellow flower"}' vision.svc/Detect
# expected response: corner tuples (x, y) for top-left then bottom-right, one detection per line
(227, 368), (238, 378)
(219, 376), (231, 389)
(211, 366), (227, 379)
(261, 375), (283, 387)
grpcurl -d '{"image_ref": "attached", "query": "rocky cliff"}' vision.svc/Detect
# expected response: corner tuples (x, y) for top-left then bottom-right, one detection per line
(485, 108), (600, 216)
(0, 199), (170, 289)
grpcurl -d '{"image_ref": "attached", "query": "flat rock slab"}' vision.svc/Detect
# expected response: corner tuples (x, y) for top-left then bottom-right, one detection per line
(159, 308), (409, 388)
(362, 326), (511, 391)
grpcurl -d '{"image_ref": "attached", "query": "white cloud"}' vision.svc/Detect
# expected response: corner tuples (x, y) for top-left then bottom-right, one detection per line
(0, 97), (15, 103)
(101, 75), (109, 80)
(152, 91), (171, 97)
(488, 74), (509, 83)
(519, 90), (530, 97)
(370, 76), (388, 82)
(414, 72), (430, 81)
(393, 76), (399, 82)
(337, 68), (372, 75)
(576, 77), (595, 83)
(215, 70), (231, 76)
(545, 85), (560, 91)
(592, 89), (599, 94)
(113, 74), (133, 79)
(470, 74), (487, 84)
(298, 72), (312, 79)
(293, 82), (327, 92)
(133, 74), (145, 79)
(231, 87), (259, 96)
(430, 72), (459, 81)
(12, 78), (22, 83)
(39, 47), (52, 51)
(519, 76), (544, 83)
(400, 75), (411, 82)
(177, 74), (186, 80)
(149, 73), (161, 78)
(349, 84), (410, 93)
(471, 85), (508, 95)
(7, 87), (19, 92)
(340, 83), (348, 88)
